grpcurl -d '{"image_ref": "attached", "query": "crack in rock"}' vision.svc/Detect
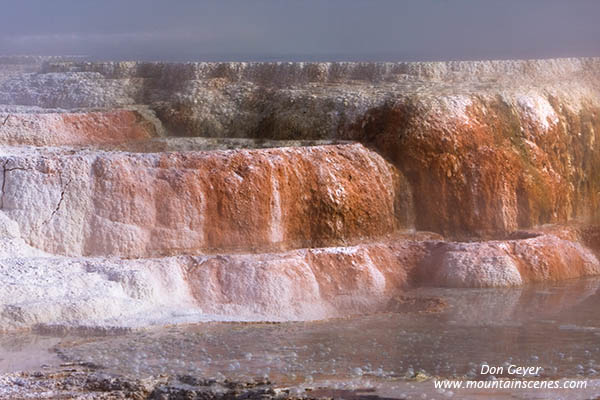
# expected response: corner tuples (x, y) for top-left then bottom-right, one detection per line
(42, 174), (73, 226)
(0, 162), (32, 210)
(0, 160), (8, 210)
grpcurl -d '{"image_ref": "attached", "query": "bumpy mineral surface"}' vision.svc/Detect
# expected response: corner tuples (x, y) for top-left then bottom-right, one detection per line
(0, 56), (600, 331)
(0, 364), (301, 400)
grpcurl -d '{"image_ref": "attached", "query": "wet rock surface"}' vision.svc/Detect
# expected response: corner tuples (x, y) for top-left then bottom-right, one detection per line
(3, 277), (600, 399)
(0, 366), (305, 400)
(49, 277), (600, 382)
(416, 230), (600, 287)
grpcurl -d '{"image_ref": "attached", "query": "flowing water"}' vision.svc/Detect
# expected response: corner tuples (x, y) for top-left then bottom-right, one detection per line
(2, 277), (600, 399)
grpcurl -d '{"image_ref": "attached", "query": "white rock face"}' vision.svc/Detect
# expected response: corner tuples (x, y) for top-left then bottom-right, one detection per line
(0, 212), (45, 258)
(0, 241), (414, 331)
(418, 233), (600, 288)
(0, 143), (400, 258)
(427, 242), (524, 288)
(0, 256), (199, 332)
(0, 211), (20, 239)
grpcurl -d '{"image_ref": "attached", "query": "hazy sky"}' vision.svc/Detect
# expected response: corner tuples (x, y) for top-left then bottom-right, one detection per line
(1, 0), (599, 61)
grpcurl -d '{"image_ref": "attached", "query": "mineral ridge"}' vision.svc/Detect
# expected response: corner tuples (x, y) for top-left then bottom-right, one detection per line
(1, 57), (599, 330)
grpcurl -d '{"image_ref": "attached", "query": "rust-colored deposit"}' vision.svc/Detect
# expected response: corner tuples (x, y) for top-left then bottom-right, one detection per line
(3, 59), (600, 334)
(362, 97), (600, 240)
(0, 110), (157, 146)
(4, 144), (406, 258)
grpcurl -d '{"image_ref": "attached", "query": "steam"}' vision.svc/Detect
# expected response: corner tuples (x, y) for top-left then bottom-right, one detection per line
(1, 1), (599, 61)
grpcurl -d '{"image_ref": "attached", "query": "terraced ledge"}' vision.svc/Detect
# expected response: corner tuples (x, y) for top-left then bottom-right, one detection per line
(0, 143), (405, 257)
(1, 216), (599, 331)
(1, 57), (600, 331)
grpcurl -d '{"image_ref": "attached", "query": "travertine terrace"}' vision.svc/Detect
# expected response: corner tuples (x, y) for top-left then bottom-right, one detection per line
(1, 56), (600, 331)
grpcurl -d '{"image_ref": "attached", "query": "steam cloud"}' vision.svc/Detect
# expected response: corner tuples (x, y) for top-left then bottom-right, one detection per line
(1, 0), (599, 61)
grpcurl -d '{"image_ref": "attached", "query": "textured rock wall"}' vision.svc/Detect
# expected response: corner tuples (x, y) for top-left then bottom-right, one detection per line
(3, 220), (600, 330)
(416, 231), (600, 288)
(39, 58), (600, 84)
(3, 58), (598, 238)
(2, 58), (600, 331)
(0, 239), (425, 330)
(362, 93), (600, 238)
(1, 144), (408, 257)
(0, 109), (159, 146)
